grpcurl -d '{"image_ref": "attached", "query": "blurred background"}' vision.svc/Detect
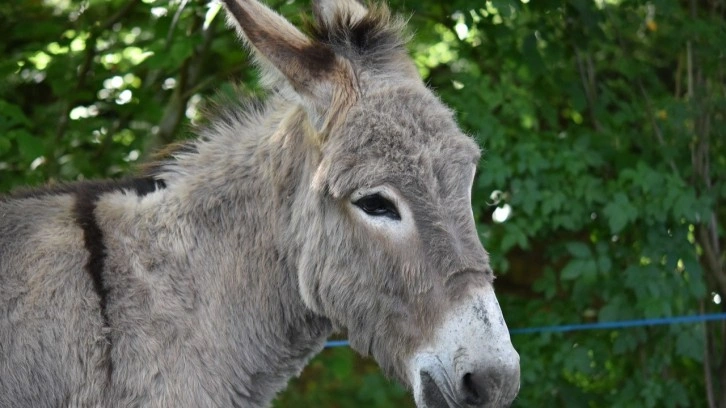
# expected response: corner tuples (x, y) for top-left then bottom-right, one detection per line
(1, 0), (724, 406)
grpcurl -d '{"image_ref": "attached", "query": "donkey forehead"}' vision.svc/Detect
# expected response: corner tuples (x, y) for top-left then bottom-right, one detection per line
(340, 87), (480, 163)
(322, 86), (480, 199)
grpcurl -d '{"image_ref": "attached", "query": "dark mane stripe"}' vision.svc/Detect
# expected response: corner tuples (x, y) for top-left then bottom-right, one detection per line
(3, 177), (165, 202)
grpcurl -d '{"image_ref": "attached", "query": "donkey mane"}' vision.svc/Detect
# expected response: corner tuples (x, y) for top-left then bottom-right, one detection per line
(140, 94), (275, 184)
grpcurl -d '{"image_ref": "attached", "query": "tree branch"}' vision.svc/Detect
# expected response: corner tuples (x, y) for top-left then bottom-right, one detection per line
(575, 48), (603, 132)
(637, 82), (679, 175)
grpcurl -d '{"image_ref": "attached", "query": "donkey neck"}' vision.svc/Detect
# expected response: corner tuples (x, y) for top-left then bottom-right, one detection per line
(184, 97), (333, 397)
(101, 96), (332, 405)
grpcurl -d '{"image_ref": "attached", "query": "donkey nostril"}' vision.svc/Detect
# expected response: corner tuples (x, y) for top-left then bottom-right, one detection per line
(462, 373), (478, 401)
(461, 372), (489, 405)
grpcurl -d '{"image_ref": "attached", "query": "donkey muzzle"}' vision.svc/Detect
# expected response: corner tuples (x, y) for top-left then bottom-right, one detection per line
(409, 285), (520, 408)
(415, 356), (519, 408)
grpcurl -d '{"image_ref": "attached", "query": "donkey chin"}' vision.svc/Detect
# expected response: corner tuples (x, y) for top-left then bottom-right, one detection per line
(407, 286), (521, 408)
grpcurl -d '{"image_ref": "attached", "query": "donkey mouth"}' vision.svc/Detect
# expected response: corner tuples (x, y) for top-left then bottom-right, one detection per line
(417, 368), (515, 408)
(419, 367), (493, 408)
(420, 370), (452, 408)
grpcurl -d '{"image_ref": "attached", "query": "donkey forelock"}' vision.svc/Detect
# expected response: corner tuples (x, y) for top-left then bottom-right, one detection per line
(1, 1), (518, 407)
(308, 2), (411, 66)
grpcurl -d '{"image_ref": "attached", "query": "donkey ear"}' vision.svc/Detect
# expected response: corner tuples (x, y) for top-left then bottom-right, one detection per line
(312, 0), (368, 27)
(222, 0), (339, 97)
(222, 0), (357, 134)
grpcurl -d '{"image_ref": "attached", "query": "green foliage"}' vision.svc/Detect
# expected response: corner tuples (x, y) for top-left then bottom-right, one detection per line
(275, 348), (413, 408)
(1, 0), (724, 406)
(425, 1), (725, 406)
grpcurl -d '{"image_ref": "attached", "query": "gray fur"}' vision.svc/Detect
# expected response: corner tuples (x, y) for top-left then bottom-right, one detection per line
(0, 1), (519, 407)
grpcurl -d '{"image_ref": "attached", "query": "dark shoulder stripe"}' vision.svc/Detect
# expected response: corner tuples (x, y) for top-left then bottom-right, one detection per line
(70, 177), (166, 326)
(72, 177), (164, 382)
(4, 176), (165, 324)
(73, 187), (111, 325)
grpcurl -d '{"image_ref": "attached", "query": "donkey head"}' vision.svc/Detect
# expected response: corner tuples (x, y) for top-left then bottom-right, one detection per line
(222, 0), (520, 406)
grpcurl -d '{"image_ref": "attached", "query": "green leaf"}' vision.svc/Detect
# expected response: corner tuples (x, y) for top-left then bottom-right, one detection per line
(12, 130), (45, 160)
(203, 2), (222, 30)
(491, 0), (518, 19)
(522, 33), (544, 77)
(0, 100), (31, 129)
(675, 327), (703, 362)
(597, 255), (613, 274)
(563, 347), (592, 374)
(0, 135), (11, 154)
(613, 332), (639, 354)
(500, 223), (528, 252)
(566, 242), (591, 258)
(681, 255), (707, 298)
(560, 260), (583, 280)
(603, 192), (638, 233)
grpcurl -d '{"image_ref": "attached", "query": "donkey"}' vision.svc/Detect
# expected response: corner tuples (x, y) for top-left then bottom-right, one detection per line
(0, 0), (520, 406)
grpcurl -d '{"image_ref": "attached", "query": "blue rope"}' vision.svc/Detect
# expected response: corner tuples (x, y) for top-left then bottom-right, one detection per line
(509, 312), (726, 334)
(325, 340), (352, 348)
(324, 312), (726, 348)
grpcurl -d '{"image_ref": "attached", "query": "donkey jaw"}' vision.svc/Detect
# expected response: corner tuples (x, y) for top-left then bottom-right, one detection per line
(408, 286), (520, 408)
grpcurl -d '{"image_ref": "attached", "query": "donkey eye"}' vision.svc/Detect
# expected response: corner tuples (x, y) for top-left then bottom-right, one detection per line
(353, 194), (401, 220)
